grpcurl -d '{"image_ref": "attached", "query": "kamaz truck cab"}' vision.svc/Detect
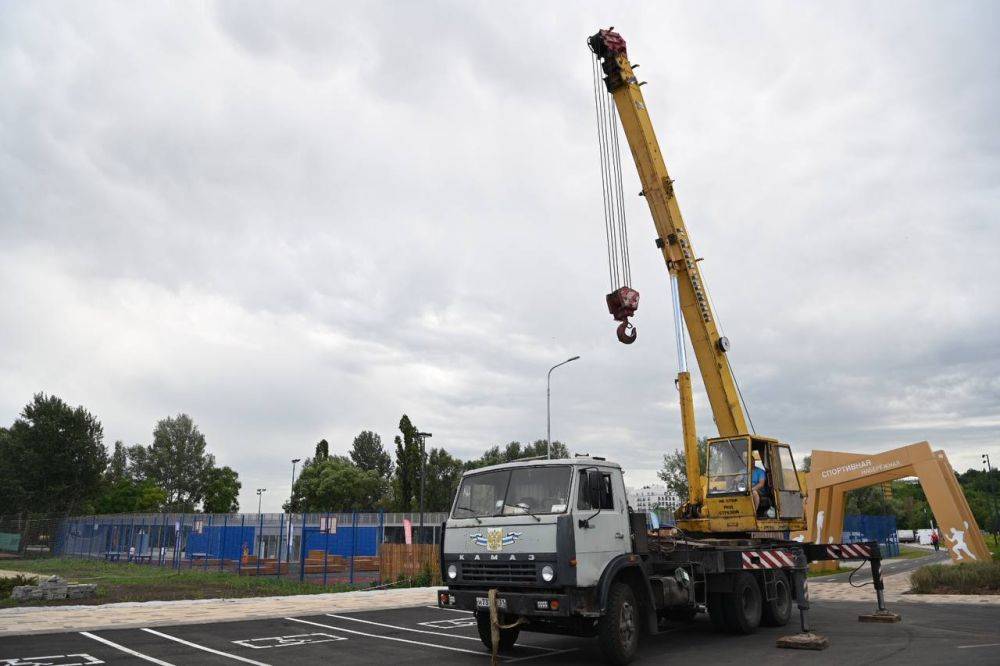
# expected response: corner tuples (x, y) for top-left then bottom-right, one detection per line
(439, 458), (632, 636)
(438, 456), (670, 662)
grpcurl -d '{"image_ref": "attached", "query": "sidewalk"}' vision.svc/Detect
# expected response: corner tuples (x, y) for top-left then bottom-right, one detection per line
(808, 568), (1000, 606)
(0, 586), (438, 636)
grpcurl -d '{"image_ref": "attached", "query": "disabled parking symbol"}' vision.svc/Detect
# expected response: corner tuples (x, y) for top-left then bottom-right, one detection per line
(233, 633), (346, 649)
(418, 618), (477, 630)
(1, 656), (104, 666)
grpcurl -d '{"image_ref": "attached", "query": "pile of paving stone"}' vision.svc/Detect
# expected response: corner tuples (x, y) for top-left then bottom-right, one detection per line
(10, 575), (97, 601)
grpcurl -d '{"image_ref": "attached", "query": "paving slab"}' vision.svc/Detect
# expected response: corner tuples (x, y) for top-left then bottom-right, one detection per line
(0, 586), (438, 637)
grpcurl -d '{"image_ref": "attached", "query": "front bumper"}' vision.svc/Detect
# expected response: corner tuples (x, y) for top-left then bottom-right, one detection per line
(437, 588), (589, 618)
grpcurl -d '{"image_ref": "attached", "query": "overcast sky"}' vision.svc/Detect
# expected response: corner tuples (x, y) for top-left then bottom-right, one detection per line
(2, 1), (998, 512)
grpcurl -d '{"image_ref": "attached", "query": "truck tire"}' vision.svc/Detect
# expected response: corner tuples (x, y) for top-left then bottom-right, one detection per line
(761, 571), (792, 627)
(475, 611), (519, 653)
(598, 582), (640, 665)
(722, 572), (762, 634)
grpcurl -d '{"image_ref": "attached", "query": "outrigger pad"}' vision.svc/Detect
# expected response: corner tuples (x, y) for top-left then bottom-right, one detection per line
(859, 610), (901, 623)
(776, 632), (830, 651)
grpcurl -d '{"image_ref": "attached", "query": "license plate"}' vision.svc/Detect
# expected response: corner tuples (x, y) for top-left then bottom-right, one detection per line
(476, 596), (507, 610)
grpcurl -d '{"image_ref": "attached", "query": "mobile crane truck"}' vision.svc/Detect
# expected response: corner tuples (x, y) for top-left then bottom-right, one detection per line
(437, 28), (901, 664)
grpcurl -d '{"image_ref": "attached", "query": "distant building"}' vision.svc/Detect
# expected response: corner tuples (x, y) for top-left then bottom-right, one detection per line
(626, 484), (679, 514)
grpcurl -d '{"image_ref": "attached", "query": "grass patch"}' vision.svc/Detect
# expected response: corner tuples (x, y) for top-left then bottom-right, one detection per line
(0, 558), (359, 608)
(0, 574), (38, 598)
(986, 533), (1000, 560)
(894, 545), (933, 560)
(910, 560), (1000, 595)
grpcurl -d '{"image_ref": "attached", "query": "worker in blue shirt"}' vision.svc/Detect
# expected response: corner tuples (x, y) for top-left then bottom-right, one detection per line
(751, 452), (768, 513)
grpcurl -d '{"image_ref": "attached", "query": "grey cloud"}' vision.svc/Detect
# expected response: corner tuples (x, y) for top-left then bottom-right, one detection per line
(1, 1), (998, 509)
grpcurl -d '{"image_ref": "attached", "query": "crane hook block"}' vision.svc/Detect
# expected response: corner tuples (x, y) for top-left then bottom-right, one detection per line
(606, 286), (640, 345)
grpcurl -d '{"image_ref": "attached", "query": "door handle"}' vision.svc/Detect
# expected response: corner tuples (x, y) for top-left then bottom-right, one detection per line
(615, 532), (625, 539)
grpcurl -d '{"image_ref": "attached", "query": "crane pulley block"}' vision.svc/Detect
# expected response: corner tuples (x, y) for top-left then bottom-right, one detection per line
(606, 286), (639, 344)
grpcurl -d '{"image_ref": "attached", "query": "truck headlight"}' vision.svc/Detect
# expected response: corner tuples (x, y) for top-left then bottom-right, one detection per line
(447, 564), (458, 580)
(541, 565), (555, 582)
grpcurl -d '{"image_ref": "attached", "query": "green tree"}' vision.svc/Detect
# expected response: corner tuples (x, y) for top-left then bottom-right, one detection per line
(526, 439), (569, 459)
(106, 440), (129, 484)
(0, 426), (26, 512)
(465, 444), (505, 470)
(203, 466), (241, 513)
(465, 440), (569, 471)
(94, 479), (167, 513)
(845, 485), (892, 516)
(657, 438), (708, 503)
(392, 415), (422, 511)
(129, 414), (215, 511)
(0, 393), (107, 514)
(424, 448), (465, 512)
(315, 439), (329, 460)
(288, 456), (382, 512)
(350, 430), (392, 479)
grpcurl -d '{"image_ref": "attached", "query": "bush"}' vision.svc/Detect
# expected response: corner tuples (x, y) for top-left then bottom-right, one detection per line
(910, 561), (1000, 594)
(0, 575), (38, 598)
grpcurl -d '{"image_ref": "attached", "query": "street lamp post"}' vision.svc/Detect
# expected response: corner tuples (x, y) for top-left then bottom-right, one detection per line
(984, 454), (999, 539)
(547, 356), (580, 459)
(417, 432), (432, 544)
(288, 459), (301, 560)
(289, 459), (301, 507)
(256, 488), (266, 515)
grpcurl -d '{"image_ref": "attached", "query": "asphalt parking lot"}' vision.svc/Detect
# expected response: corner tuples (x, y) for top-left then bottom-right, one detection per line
(1, 600), (998, 665)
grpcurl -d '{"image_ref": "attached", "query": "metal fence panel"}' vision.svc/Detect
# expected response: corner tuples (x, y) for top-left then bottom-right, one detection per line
(843, 514), (900, 558)
(17, 510), (449, 588)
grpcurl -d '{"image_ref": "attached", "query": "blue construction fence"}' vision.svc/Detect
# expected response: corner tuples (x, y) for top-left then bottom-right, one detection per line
(842, 514), (900, 558)
(52, 511), (448, 585)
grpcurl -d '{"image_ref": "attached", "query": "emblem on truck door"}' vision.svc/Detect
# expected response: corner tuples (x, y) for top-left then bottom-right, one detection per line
(469, 527), (522, 552)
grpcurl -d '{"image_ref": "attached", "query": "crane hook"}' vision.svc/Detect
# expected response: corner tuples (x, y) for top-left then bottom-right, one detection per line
(607, 286), (640, 345)
(617, 321), (637, 344)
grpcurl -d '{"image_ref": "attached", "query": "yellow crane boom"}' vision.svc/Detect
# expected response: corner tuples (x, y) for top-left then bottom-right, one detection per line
(589, 29), (806, 534)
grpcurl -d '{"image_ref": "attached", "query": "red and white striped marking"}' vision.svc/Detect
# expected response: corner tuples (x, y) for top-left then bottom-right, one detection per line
(825, 543), (872, 559)
(740, 549), (796, 569)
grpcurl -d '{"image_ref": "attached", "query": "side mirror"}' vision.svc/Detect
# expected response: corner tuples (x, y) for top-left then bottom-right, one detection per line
(587, 470), (604, 509)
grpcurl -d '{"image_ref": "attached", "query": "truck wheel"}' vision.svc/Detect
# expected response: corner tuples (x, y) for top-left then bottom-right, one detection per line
(722, 572), (762, 634)
(761, 571), (792, 627)
(598, 582), (640, 665)
(760, 571), (792, 627)
(475, 612), (519, 653)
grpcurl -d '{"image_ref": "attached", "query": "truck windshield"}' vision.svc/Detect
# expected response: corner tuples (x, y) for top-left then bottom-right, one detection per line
(452, 466), (572, 518)
(707, 438), (749, 495)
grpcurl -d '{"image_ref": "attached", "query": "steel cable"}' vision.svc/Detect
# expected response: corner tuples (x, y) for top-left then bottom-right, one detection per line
(591, 54), (632, 290)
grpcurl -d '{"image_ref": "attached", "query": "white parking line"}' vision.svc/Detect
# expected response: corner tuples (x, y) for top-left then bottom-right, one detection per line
(284, 617), (491, 658)
(139, 629), (270, 666)
(79, 632), (175, 666)
(325, 614), (558, 652)
(426, 605), (473, 614)
(958, 642), (1000, 649)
